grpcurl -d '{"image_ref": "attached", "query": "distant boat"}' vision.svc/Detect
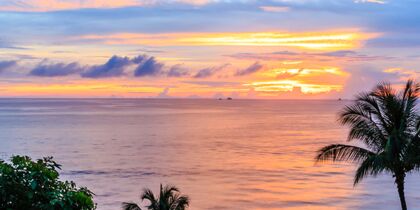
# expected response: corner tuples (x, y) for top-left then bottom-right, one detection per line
(338, 98), (342, 101)
(227, 97), (233, 100)
(218, 98), (222, 100)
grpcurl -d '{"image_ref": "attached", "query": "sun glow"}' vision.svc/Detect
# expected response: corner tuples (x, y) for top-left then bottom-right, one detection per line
(245, 80), (342, 94)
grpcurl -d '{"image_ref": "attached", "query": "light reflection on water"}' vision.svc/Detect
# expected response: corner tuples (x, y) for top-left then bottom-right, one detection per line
(1, 99), (419, 210)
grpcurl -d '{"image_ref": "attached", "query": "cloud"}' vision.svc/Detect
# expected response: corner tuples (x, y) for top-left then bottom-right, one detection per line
(29, 54), (157, 78)
(0, 0), (220, 12)
(341, 65), (417, 98)
(82, 56), (131, 78)
(134, 57), (164, 77)
(82, 54), (168, 78)
(17, 54), (175, 78)
(0, 39), (27, 50)
(0, 60), (17, 73)
(193, 64), (229, 78)
(228, 50), (393, 62)
(383, 68), (419, 80)
(235, 62), (264, 76)
(366, 37), (420, 48)
(167, 64), (190, 77)
(10, 54), (38, 60)
(0, 0), (400, 48)
(183, 80), (240, 87)
(259, 6), (290, 13)
(157, 87), (171, 98)
(81, 55), (147, 78)
(245, 80), (342, 95)
(74, 31), (374, 51)
(354, 0), (386, 4)
(276, 69), (303, 80)
(29, 61), (83, 77)
(0, 0), (142, 12)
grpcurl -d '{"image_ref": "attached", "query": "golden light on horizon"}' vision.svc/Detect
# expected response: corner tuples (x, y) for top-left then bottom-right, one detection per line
(245, 80), (343, 94)
(0, 80), (250, 98)
(0, 82), (162, 97)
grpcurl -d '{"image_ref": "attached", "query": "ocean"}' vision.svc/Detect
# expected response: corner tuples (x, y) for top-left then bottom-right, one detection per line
(1, 99), (419, 210)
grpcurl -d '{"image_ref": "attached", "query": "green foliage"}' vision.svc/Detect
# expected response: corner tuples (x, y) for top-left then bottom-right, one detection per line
(0, 155), (96, 210)
(122, 184), (189, 210)
(315, 79), (420, 210)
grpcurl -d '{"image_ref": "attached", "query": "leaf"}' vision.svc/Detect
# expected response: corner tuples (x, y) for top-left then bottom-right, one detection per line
(31, 180), (37, 190)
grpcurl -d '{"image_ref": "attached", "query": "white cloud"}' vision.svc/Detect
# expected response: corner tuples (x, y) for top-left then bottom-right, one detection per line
(260, 6), (290, 12)
(354, 0), (386, 4)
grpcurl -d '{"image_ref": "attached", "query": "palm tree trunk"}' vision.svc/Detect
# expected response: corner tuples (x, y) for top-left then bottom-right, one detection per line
(395, 174), (407, 210)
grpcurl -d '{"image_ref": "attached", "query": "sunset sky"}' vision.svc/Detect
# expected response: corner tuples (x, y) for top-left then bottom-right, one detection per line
(0, 0), (419, 98)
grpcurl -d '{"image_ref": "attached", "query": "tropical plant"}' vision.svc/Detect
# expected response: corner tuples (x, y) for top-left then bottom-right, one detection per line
(122, 184), (190, 210)
(315, 80), (420, 210)
(0, 155), (96, 210)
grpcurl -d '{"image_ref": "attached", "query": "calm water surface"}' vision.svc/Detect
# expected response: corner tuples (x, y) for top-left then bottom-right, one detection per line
(1, 99), (419, 210)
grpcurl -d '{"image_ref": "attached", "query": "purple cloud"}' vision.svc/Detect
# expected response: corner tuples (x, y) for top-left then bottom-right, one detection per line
(81, 55), (132, 78)
(0, 60), (17, 73)
(167, 64), (190, 77)
(30, 62), (83, 77)
(134, 57), (164, 77)
(193, 64), (230, 78)
(235, 62), (264, 76)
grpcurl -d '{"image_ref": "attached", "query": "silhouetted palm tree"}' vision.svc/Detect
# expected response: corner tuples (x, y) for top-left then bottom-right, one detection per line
(316, 80), (419, 210)
(122, 184), (190, 210)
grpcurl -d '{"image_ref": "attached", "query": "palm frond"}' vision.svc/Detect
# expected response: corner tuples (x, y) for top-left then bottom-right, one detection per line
(141, 188), (158, 210)
(372, 82), (403, 132)
(126, 185), (189, 210)
(317, 79), (420, 189)
(415, 117), (420, 138)
(174, 195), (190, 210)
(161, 185), (179, 203)
(316, 144), (375, 163)
(354, 154), (387, 185)
(122, 202), (142, 210)
(400, 80), (420, 133)
(347, 116), (387, 151)
(356, 92), (390, 134)
(339, 98), (388, 149)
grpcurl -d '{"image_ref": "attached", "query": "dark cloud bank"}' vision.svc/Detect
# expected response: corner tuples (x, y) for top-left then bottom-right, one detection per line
(25, 55), (238, 79)
(0, 60), (17, 73)
(28, 54), (166, 78)
(30, 62), (83, 77)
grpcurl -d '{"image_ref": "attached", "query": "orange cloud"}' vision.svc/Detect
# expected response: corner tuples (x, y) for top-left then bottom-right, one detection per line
(245, 80), (342, 94)
(244, 65), (349, 96)
(75, 30), (377, 51)
(384, 68), (419, 80)
(0, 0), (213, 12)
(0, 0), (141, 12)
(259, 6), (290, 12)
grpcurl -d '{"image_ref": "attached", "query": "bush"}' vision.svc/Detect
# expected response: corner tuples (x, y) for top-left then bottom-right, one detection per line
(0, 155), (96, 210)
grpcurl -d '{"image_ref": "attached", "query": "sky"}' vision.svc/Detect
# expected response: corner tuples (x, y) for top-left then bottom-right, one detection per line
(0, 0), (419, 98)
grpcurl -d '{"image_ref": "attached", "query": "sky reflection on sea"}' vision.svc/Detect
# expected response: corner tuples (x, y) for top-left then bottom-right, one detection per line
(1, 99), (420, 210)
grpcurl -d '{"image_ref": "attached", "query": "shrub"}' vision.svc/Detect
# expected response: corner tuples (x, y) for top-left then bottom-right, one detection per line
(0, 155), (96, 210)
